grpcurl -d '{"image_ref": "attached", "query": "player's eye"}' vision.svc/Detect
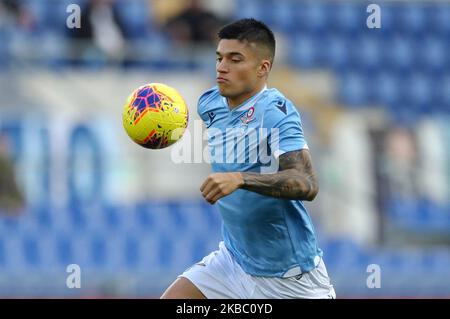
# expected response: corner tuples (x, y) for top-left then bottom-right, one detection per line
(216, 57), (222, 62)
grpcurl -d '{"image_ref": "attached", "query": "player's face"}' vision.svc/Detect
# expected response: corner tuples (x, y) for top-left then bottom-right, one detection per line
(216, 39), (266, 105)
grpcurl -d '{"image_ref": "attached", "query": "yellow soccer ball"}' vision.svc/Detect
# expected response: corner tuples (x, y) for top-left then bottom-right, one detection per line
(122, 83), (189, 149)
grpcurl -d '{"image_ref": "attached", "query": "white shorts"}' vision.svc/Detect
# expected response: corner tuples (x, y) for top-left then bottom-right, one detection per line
(180, 242), (336, 299)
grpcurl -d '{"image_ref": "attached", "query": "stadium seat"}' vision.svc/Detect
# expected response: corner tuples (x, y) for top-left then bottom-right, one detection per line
(115, 0), (151, 39)
(35, 206), (53, 229)
(387, 196), (419, 226)
(167, 200), (188, 230)
(22, 236), (41, 268)
(322, 34), (351, 69)
(90, 236), (107, 267)
(123, 235), (140, 268)
(291, 33), (323, 68)
(294, 2), (328, 33)
(0, 239), (5, 268)
(401, 72), (433, 110)
(374, 3), (398, 34)
(383, 36), (416, 71)
(67, 204), (87, 230)
(55, 236), (73, 266)
(134, 201), (155, 229)
(337, 70), (369, 106)
(371, 70), (402, 106)
(418, 36), (448, 72)
(329, 2), (365, 33)
(428, 4), (450, 35)
(102, 205), (121, 230)
(157, 234), (174, 268)
(397, 4), (428, 35)
(350, 36), (382, 71)
(437, 75), (450, 107)
(234, 0), (262, 21)
(269, 1), (296, 32)
(421, 249), (450, 273)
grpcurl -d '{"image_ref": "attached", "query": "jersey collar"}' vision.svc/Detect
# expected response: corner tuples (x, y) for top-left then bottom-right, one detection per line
(223, 85), (268, 112)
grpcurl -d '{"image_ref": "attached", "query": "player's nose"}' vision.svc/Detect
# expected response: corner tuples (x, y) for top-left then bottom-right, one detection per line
(216, 61), (228, 73)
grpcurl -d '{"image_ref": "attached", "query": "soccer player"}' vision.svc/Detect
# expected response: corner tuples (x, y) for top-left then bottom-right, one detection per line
(161, 18), (336, 299)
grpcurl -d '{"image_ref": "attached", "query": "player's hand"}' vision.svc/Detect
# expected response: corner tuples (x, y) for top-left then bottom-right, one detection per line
(200, 172), (244, 204)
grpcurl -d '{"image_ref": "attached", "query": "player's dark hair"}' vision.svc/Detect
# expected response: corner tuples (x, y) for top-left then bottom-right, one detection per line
(218, 18), (275, 63)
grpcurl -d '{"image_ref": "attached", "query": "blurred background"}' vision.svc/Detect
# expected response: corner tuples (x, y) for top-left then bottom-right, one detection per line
(0, 0), (449, 298)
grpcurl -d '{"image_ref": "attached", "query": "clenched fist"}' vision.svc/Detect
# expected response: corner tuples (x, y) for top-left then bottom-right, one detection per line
(200, 172), (244, 204)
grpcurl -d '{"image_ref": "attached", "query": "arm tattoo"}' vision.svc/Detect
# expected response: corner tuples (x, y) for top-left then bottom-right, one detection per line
(241, 149), (319, 201)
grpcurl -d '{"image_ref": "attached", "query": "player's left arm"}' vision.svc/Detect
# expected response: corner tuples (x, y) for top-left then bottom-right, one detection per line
(200, 149), (318, 204)
(239, 149), (318, 200)
(201, 99), (318, 204)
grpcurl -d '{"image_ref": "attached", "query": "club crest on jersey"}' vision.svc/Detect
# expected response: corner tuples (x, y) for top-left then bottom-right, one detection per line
(240, 107), (255, 125)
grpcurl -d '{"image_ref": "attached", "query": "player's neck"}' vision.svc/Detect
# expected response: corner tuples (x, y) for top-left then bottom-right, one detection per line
(227, 83), (267, 110)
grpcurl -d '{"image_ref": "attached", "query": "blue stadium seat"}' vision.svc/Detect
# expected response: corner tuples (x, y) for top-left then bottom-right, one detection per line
(291, 33), (322, 68)
(22, 236), (41, 268)
(102, 205), (121, 230)
(320, 237), (366, 270)
(401, 72), (433, 110)
(157, 234), (174, 268)
(338, 71), (369, 106)
(329, 2), (365, 33)
(294, 2), (328, 33)
(0, 217), (20, 234)
(67, 203), (87, 229)
(417, 199), (450, 231)
(123, 236), (140, 268)
(397, 4), (428, 35)
(350, 36), (382, 71)
(115, 0), (151, 39)
(55, 236), (73, 266)
(387, 196), (418, 225)
(90, 236), (107, 267)
(418, 36), (449, 72)
(371, 71), (402, 106)
(322, 34), (351, 69)
(0, 238), (5, 268)
(167, 200), (188, 230)
(382, 250), (422, 274)
(234, 0), (262, 21)
(189, 236), (209, 262)
(383, 36), (416, 71)
(35, 205), (53, 229)
(269, 1), (296, 32)
(437, 75), (450, 107)
(0, 31), (10, 69)
(134, 201), (155, 228)
(421, 250), (450, 274)
(428, 4), (450, 35)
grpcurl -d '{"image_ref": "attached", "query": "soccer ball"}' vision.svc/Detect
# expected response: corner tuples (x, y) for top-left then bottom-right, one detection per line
(122, 83), (189, 149)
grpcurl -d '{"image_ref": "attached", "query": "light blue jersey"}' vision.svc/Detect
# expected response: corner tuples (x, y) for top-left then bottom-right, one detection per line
(198, 86), (322, 278)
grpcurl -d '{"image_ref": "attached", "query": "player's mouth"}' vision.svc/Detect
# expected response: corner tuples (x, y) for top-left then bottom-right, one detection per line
(216, 77), (228, 83)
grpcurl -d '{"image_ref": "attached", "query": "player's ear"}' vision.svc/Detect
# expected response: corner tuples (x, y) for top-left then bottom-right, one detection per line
(257, 59), (271, 78)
